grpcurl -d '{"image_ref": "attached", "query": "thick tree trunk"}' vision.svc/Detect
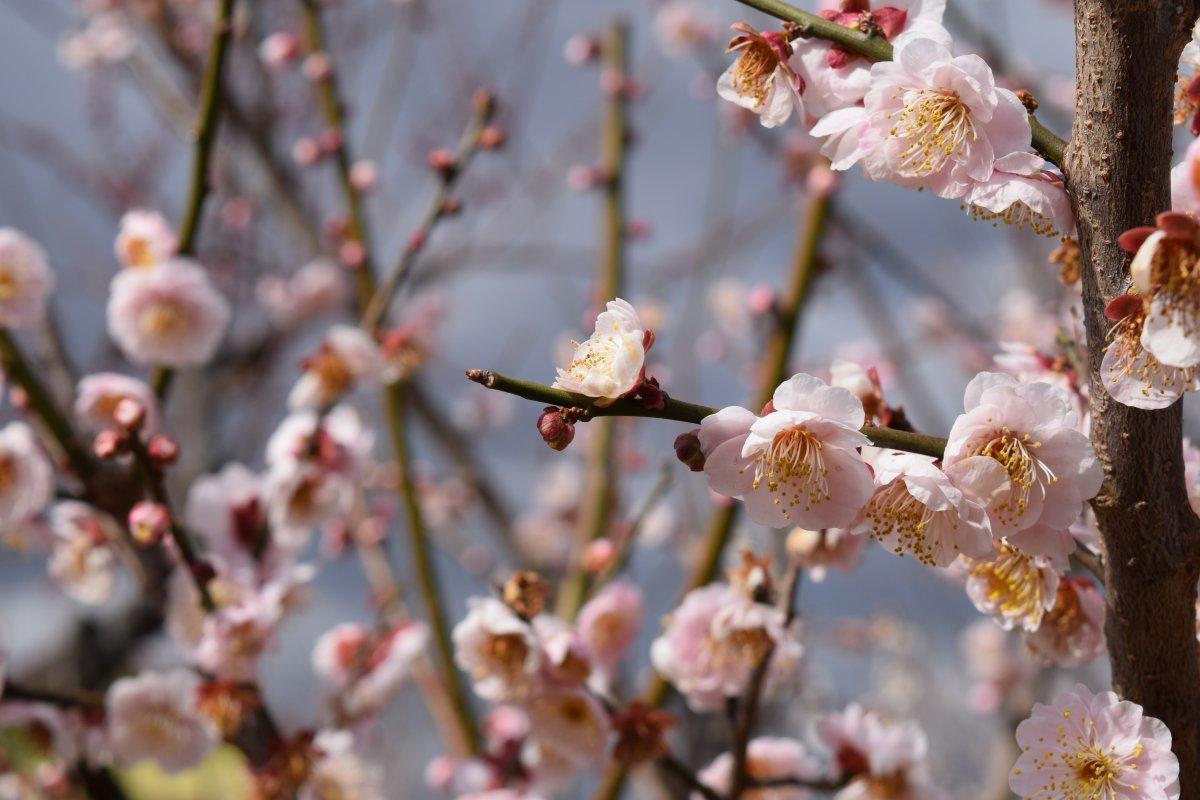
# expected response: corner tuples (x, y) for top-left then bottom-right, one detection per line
(1068, 1), (1200, 793)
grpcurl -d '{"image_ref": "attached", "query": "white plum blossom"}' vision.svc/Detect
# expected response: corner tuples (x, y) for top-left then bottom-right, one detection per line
(650, 583), (802, 712)
(288, 325), (384, 410)
(256, 259), (348, 328)
(1023, 577), (1106, 668)
(1122, 213), (1200, 371)
(74, 372), (160, 434)
(523, 688), (613, 770)
(553, 298), (647, 401)
(106, 258), (231, 367)
(105, 669), (218, 773)
(311, 621), (429, 718)
(0, 228), (55, 329)
(0, 422), (54, 527)
(817, 704), (948, 800)
(700, 373), (874, 529)
(453, 597), (541, 702)
(300, 729), (385, 800)
(1171, 135), (1200, 215)
(851, 449), (1007, 567)
(1101, 294), (1200, 409)
(716, 24), (804, 128)
(961, 545), (1061, 632)
(1010, 684), (1180, 800)
(964, 152), (1075, 237)
(185, 462), (267, 566)
(575, 581), (642, 682)
(114, 209), (178, 268)
(812, 37), (1034, 199)
(47, 501), (121, 605)
(695, 737), (822, 800)
(944, 372), (1102, 536)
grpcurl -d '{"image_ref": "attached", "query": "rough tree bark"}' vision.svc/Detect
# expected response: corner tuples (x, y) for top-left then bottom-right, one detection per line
(1068, 0), (1200, 793)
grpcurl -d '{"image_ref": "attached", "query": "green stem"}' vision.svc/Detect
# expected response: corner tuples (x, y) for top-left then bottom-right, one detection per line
(731, 0), (1068, 168)
(384, 383), (480, 755)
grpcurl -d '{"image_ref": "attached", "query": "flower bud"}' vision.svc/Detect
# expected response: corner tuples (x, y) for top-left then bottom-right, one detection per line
(537, 407), (575, 451)
(147, 434), (180, 465)
(301, 51), (332, 81)
(128, 501), (170, 546)
(479, 125), (506, 150)
(502, 570), (551, 620)
(582, 538), (617, 574)
(673, 429), (705, 472)
(93, 429), (127, 459)
(427, 148), (457, 178)
(113, 397), (146, 431)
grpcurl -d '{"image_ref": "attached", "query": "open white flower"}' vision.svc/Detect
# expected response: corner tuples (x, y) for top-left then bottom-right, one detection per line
(114, 209), (177, 268)
(452, 597), (541, 702)
(288, 325), (384, 410)
(106, 669), (218, 773)
(716, 23), (804, 128)
(0, 228), (55, 329)
(0, 422), (54, 527)
(553, 298), (646, 401)
(47, 501), (121, 605)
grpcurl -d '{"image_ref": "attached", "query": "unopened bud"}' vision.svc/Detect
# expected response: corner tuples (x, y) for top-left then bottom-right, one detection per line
(440, 198), (463, 216)
(479, 125), (506, 149)
(472, 89), (496, 116)
(302, 51), (332, 81)
(8, 387), (28, 410)
(673, 429), (705, 472)
(113, 397), (146, 431)
(338, 239), (366, 268)
(537, 407), (575, 451)
(129, 501), (170, 546)
(427, 148), (457, 178)
(147, 435), (180, 465)
(318, 128), (344, 155)
(502, 570), (551, 619)
(563, 34), (601, 66)
(582, 538), (617, 574)
(1015, 89), (1038, 113)
(93, 429), (127, 459)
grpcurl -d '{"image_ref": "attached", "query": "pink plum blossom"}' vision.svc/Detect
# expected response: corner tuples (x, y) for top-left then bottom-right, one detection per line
(961, 546), (1061, 632)
(1122, 213), (1200, 370)
(1010, 684), (1180, 800)
(289, 325), (384, 410)
(184, 462), (267, 566)
(47, 501), (121, 605)
(850, 449), (1007, 567)
(959, 620), (1034, 714)
(105, 669), (218, 773)
(699, 373), (874, 529)
(716, 24), (804, 129)
(553, 298), (646, 401)
(785, 526), (867, 580)
(695, 737), (822, 800)
(817, 704), (948, 800)
(576, 581), (642, 681)
(106, 258), (231, 367)
(944, 372), (1102, 536)
(312, 621), (429, 718)
(1101, 295), (1199, 409)
(300, 729), (385, 800)
(114, 209), (178, 268)
(453, 598), (542, 702)
(74, 372), (160, 434)
(964, 152), (1075, 237)
(523, 687), (613, 770)
(0, 422), (54, 527)
(256, 259), (348, 328)
(1023, 577), (1106, 668)
(650, 583), (802, 712)
(0, 228), (55, 329)
(654, 1), (717, 58)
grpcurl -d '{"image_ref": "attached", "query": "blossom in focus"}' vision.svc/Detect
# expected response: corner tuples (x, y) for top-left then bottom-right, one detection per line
(1121, 213), (1200, 370)
(114, 209), (178, 268)
(694, 737), (822, 800)
(716, 24), (804, 129)
(74, 372), (160, 434)
(0, 228), (56, 329)
(256, 259), (348, 329)
(812, 37), (1033, 199)
(699, 373), (874, 529)
(1023, 576), (1106, 668)
(106, 258), (231, 367)
(47, 501), (121, 605)
(453, 597), (541, 702)
(106, 669), (218, 773)
(1010, 684), (1180, 800)
(964, 152), (1075, 237)
(650, 583), (802, 712)
(944, 372), (1102, 536)
(553, 298), (646, 401)
(960, 545), (1061, 632)
(850, 449), (1007, 567)
(1101, 294), (1199, 409)
(289, 325), (384, 410)
(794, 0), (950, 116)
(817, 704), (948, 800)
(0, 422), (54, 527)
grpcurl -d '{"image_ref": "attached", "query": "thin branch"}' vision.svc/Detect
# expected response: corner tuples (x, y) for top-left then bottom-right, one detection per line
(658, 752), (722, 800)
(464, 369), (949, 458)
(731, 0), (1067, 167)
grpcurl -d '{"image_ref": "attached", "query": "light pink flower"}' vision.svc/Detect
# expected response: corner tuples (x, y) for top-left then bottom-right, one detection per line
(850, 450), (1007, 567)
(257, 31), (301, 71)
(785, 526), (866, 581)
(106, 258), (230, 367)
(106, 669), (217, 773)
(576, 581), (642, 680)
(964, 152), (1075, 237)
(1122, 214), (1200, 369)
(813, 37), (1033, 199)
(1010, 684), (1180, 800)
(716, 24), (804, 129)
(817, 704), (947, 800)
(1172, 131), (1200, 215)
(1101, 295), (1199, 409)
(289, 325), (384, 410)
(553, 298), (646, 401)
(700, 373), (873, 529)
(695, 737), (822, 800)
(650, 583), (802, 712)
(453, 598), (542, 702)
(47, 501), (120, 605)
(256, 259), (348, 329)
(0, 422), (54, 527)
(114, 210), (177, 268)
(794, 0), (949, 116)
(944, 372), (1102, 536)
(74, 372), (160, 434)
(312, 621), (428, 718)
(0, 228), (55, 329)
(961, 545), (1061, 632)
(300, 729), (385, 800)
(1185, 438), (1200, 515)
(185, 462), (266, 566)
(524, 687), (612, 769)
(959, 619), (1034, 714)
(1023, 577), (1106, 668)
(654, 1), (717, 58)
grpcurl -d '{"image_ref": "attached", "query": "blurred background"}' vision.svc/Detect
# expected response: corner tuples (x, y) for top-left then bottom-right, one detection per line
(0, 0), (1121, 797)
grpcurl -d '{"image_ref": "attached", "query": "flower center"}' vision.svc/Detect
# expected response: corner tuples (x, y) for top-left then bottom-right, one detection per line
(863, 480), (953, 566)
(0, 266), (17, 300)
(1106, 304), (1199, 395)
(890, 89), (978, 177)
(968, 546), (1050, 628)
(967, 199), (1060, 238)
(973, 428), (1053, 526)
(125, 237), (157, 268)
(483, 632), (530, 680)
(140, 300), (190, 340)
(1068, 747), (1123, 794)
(750, 425), (831, 517)
(733, 41), (780, 108)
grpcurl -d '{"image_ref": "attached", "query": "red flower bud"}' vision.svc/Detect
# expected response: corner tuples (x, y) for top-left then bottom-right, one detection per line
(93, 429), (128, 459)
(674, 429), (705, 472)
(479, 125), (506, 150)
(537, 407), (575, 451)
(113, 397), (146, 431)
(128, 501), (171, 546)
(427, 148), (457, 178)
(147, 435), (180, 465)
